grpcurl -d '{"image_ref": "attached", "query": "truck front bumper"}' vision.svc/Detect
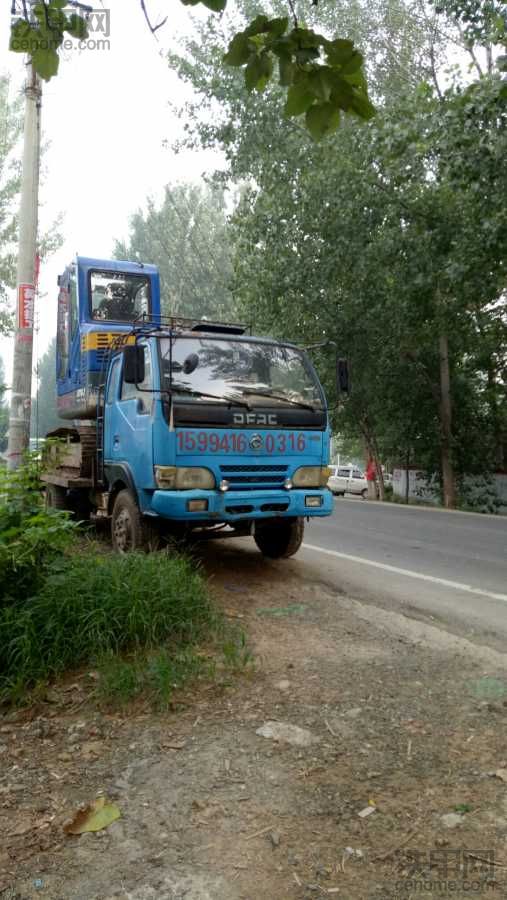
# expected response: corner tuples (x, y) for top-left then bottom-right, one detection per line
(150, 487), (333, 522)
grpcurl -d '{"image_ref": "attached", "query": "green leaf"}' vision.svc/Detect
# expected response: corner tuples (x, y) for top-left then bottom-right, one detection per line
(32, 47), (60, 80)
(9, 20), (39, 53)
(278, 53), (294, 87)
(244, 52), (273, 92)
(245, 15), (270, 37)
(284, 81), (315, 117)
(349, 92), (376, 120)
(325, 38), (355, 65)
(341, 50), (364, 75)
(265, 17), (289, 38)
(199, 0), (227, 11)
(65, 13), (88, 41)
(305, 102), (341, 140)
(223, 33), (250, 66)
(308, 68), (333, 102)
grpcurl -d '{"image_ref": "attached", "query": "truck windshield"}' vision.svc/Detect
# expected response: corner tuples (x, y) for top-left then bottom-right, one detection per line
(159, 337), (324, 410)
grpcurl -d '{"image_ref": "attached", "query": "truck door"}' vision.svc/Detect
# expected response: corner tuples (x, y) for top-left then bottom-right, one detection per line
(106, 344), (155, 492)
(103, 355), (122, 460)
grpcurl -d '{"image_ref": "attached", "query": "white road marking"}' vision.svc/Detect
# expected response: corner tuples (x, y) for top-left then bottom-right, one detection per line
(302, 543), (507, 603)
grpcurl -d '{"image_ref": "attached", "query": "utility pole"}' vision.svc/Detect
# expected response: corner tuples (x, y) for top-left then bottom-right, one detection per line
(7, 61), (42, 469)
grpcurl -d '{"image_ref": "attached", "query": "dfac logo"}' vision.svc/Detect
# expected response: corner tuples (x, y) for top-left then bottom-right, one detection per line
(233, 412), (277, 426)
(249, 434), (263, 450)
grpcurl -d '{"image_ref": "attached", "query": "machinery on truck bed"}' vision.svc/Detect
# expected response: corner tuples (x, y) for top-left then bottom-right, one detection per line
(42, 256), (342, 556)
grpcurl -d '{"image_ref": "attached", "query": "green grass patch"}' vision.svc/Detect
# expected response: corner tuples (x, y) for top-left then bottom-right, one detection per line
(0, 549), (219, 702)
(95, 646), (216, 709)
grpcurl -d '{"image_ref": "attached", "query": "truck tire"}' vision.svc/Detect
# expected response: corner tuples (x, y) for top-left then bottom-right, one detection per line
(111, 490), (160, 553)
(45, 483), (68, 510)
(254, 517), (304, 559)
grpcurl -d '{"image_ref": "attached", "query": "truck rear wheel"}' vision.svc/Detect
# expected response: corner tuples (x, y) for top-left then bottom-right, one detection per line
(111, 490), (159, 553)
(254, 517), (304, 559)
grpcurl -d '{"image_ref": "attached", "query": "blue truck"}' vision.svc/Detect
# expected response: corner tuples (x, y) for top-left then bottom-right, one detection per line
(42, 256), (344, 557)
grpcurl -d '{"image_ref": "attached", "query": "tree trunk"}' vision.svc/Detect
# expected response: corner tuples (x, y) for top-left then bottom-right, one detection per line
(486, 366), (505, 471)
(405, 448), (410, 504)
(438, 334), (456, 508)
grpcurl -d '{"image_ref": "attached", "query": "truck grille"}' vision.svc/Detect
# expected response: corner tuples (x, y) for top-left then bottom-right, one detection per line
(220, 464), (288, 491)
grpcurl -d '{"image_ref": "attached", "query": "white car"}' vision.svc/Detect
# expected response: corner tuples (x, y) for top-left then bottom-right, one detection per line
(328, 465), (368, 498)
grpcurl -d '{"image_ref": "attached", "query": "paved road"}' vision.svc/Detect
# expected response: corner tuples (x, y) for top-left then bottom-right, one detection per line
(298, 498), (507, 652)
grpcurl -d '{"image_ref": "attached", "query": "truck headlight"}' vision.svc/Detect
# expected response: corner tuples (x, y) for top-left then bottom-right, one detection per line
(292, 466), (331, 488)
(155, 466), (215, 490)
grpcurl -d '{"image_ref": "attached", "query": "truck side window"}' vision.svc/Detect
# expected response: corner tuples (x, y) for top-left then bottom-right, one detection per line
(106, 356), (121, 404)
(121, 345), (152, 404)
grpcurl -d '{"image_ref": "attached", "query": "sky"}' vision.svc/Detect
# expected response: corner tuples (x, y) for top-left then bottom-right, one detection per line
(0, 0), (221, 385)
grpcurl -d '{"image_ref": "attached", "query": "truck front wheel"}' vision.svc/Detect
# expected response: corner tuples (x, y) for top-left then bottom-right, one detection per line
(254, 517), (304, 559)
(111, 490), (159, 553)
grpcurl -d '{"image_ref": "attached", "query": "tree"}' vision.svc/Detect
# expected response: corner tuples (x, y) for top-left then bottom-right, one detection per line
(9, 0), (373, 139)
(114, 183), (235, 321)
(31, 339), (60, 439)
(0, 76), (23, 336)
(167, 0), (507, 506)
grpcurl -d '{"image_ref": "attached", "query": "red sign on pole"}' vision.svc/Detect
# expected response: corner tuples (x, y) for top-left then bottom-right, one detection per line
(18, 283), (35, 329)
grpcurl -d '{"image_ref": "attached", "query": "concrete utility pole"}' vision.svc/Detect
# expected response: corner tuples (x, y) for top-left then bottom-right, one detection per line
(7, 62), (42, 470)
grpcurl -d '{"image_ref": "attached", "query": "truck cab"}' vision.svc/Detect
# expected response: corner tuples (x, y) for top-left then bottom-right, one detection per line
(44, 257), (337, 559)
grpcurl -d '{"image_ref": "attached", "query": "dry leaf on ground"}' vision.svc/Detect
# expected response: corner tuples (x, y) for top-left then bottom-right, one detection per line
(63, 797), (121, 835)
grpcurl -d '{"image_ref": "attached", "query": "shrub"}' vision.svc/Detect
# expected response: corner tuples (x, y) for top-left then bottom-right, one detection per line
(0, 456), (76, 607)
(0, 549), (218, 699)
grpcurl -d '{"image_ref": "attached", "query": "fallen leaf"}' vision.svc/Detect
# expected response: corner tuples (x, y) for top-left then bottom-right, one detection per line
(63, 797), (121, 835)
(495, 769), (507, 782)
(161, 741), (186, 751)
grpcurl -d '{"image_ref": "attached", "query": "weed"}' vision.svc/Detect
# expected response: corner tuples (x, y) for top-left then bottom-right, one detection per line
(0, 455), (76, 607)
(222, 629), (254, 672)
(95, 653), (143, 706)
(95, 646), (216, 709)
(0, 549), (219, 701)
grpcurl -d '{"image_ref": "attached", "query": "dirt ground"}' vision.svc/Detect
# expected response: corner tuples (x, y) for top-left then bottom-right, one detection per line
(2, 539), (507, 900)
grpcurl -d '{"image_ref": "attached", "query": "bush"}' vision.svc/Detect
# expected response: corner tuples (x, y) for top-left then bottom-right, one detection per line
(0, 549), (217, 700)
(0, 456), (76, 607)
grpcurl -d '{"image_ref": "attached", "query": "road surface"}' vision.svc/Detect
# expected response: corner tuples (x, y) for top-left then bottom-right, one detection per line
(299, 498), (507, 652)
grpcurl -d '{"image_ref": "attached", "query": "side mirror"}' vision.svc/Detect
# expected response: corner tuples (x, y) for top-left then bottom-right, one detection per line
(123, 345), (145, 385)
(183, 352), (199, 375)
(337, 358), (349, 394)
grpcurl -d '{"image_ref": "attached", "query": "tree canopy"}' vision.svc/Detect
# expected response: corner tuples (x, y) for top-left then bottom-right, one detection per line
(114, 183), (235, 321)
(167, 0), (507, 504)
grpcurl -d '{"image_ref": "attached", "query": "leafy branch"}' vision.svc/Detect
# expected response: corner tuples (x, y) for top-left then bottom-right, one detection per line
(9, 0), (374, 140)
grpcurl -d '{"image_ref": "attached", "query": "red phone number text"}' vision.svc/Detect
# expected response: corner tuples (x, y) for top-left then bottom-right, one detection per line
(177, 431), (307, 453)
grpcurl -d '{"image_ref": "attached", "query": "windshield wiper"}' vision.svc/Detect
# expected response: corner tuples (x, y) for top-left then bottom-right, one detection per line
(169, 385), (250, 409)
(239, 388), (316, 412)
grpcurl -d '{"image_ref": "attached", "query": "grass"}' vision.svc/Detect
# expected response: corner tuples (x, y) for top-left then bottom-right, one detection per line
(95, 646), (215, 709)
(0, 548), (220, 702)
